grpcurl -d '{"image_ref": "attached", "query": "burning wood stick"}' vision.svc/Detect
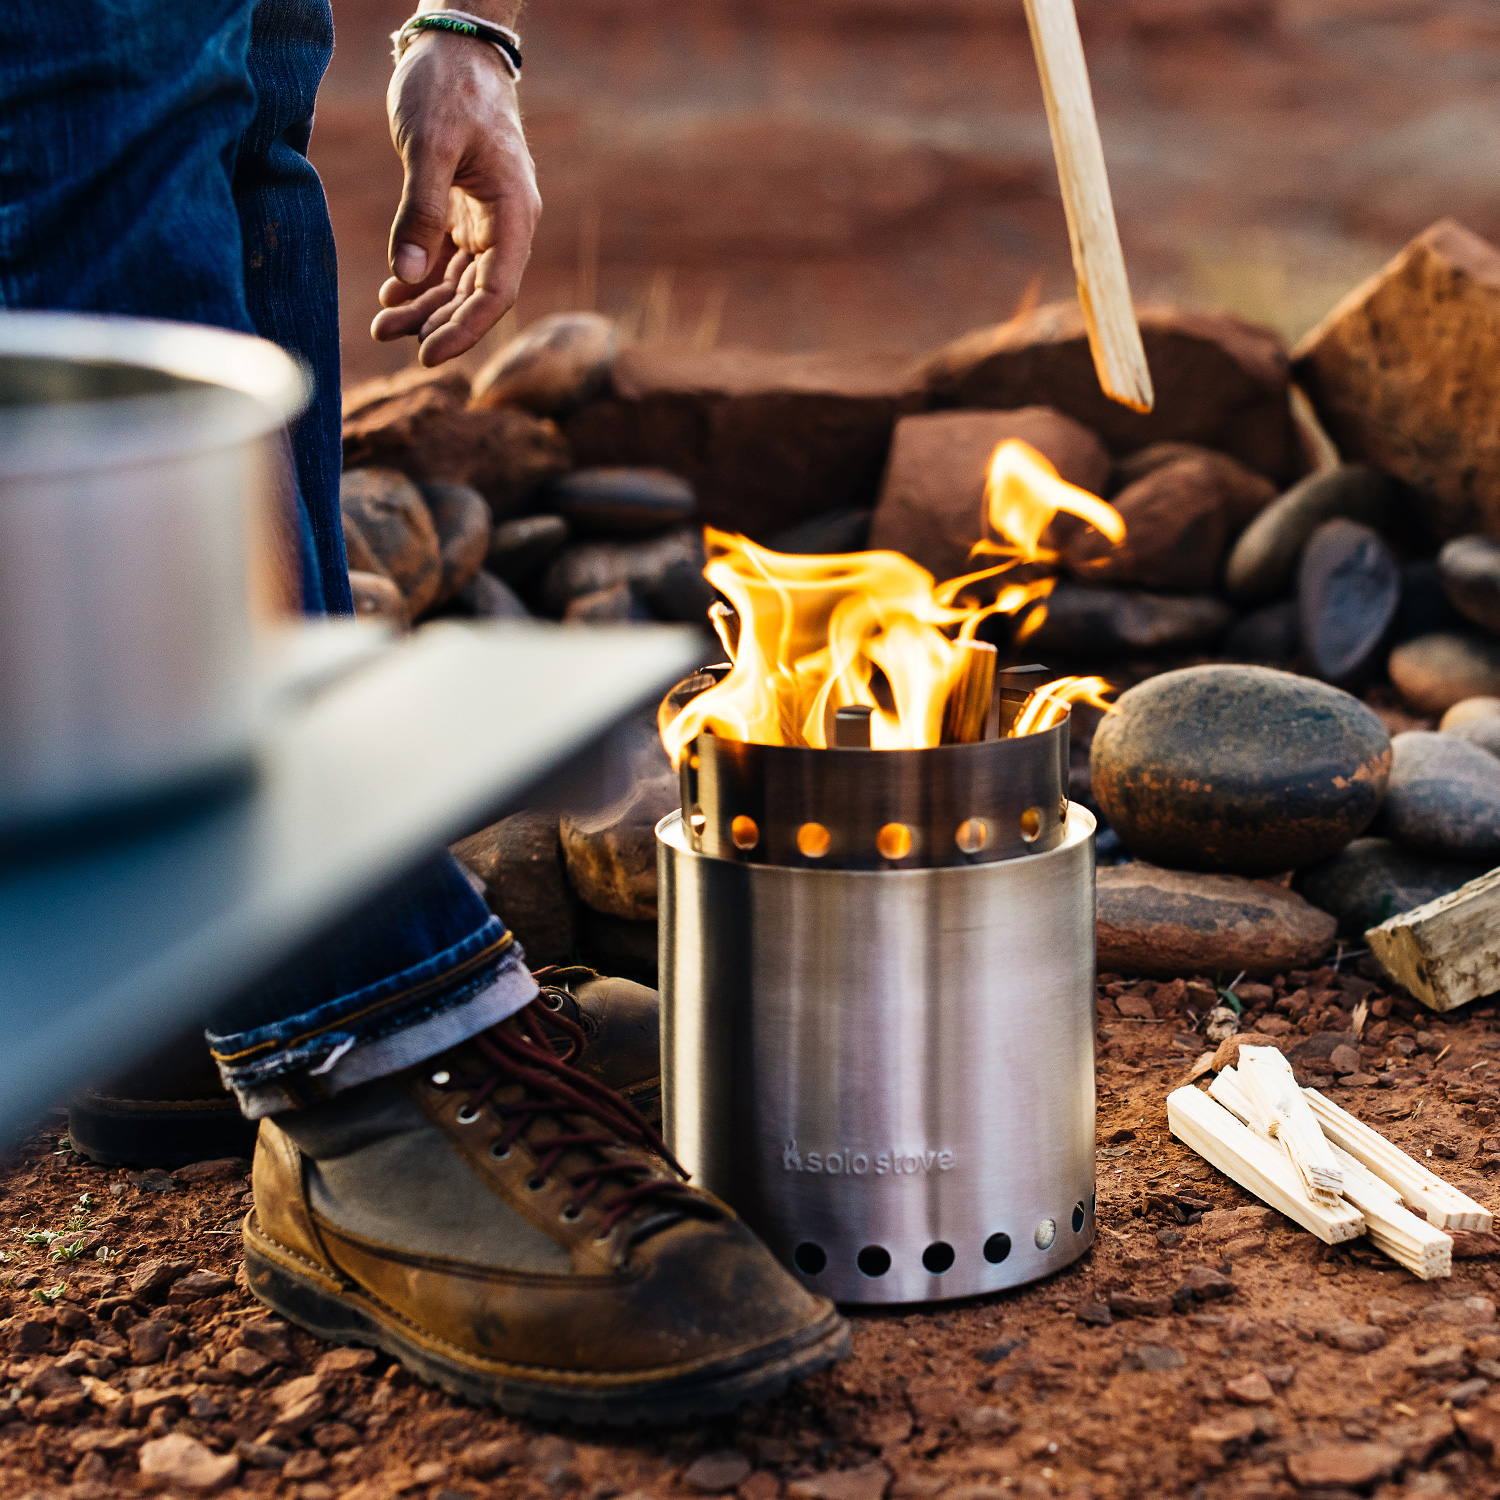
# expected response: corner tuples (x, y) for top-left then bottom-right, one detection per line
(942, 641), (998, 745)
(1021, 0), (1154, 412)
(1364, 865), (1500, 1013)
(1303, 1087), (1494, 1231)
(1212, 1066), (1452, 1280)
(1235, 1046), (1343, 1205)
(1167, 1085), (1364, 1245)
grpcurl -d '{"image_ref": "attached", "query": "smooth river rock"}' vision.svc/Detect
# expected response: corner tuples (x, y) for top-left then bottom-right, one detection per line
(560, 773), (680, 921)
(1388, 633), (1500, 715)
(1025, 585), (1232, 659)
(420, 481), (491, 609)
(470, 312), (619, 416)
(1223, 599), (1299, 663)
(1439, 534), (1500, 633)
(340, 468), (442, 618)
(1096, 864), (1337, 978)
(488, 513), (570, 587)
(1091, 665), (1392, 875)
(1378, 730), (1500, 859)
(1224, 464), (1402, 603)
(1296, 836), (1489, 938)
(1296, 518), (1400, 686)
(546, 467), (697, 537)
(1441, 696), (1500, 731)
(451, 810), (575, 969)
(452, 570), (530, 620)
(541, 529), (705, 617)
(1445, 716), (1500, 760)
(348, 570), (406, 629)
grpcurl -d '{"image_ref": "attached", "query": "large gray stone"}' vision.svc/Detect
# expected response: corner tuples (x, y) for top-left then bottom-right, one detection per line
(1378, 730), (1500, 859)
(1096, 863), (1336, 978)
(340, 468), (442, 618)
(1222, 599), (1299, 664)
(1296, 518), (1400, 686)
(452, 570), (529, 620)
(1389, 633), (1500, 715)
(1091, 665), (1392, 876)
(1439, 534), (1500, 634)
(1446, 717), (1500, 760)
(1024, 585), (1232, 659)
(1224, 465), (1402, 603)
(470, 312), (619, 417)
(451, 811), (575, 969)
(488, 514), (570, 588)
(420, 481), (491, 610)
(1296, 836), (1489, 938)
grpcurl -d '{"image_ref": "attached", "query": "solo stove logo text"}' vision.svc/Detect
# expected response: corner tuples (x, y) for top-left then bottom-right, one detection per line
(782, 1140), (955, 1176)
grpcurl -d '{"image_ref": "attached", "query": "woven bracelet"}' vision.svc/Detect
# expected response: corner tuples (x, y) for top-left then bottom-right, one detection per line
(392, 10), (523, 79)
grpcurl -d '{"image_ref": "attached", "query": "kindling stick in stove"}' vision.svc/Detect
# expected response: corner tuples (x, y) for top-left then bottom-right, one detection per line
(1021, 0), (1154, 412)
(941, 640), (998, 745)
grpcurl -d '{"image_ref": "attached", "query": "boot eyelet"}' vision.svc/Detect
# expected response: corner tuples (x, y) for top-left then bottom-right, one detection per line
(559, 1206), (582, 1223)
(540, 991), (564, 1011)
(430, 1070), (451, 1087)
(525, 1177), (546, 1192)
(490, 1141), (511, 1161)
(455, 1105), (481, 1125)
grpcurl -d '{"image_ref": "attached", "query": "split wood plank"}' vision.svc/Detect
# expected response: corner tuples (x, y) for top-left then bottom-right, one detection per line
(1303, 1086), (1493, 1231)
(1167, 1085), (1364, 1245)
(1237, 1045), (1344, 1204)
(1212, 1067), (1451, 1279)
(1329, 1144), (1453, 1281)
(1021, 0), (1154, 413)
(1365, 865), (1500, 1012)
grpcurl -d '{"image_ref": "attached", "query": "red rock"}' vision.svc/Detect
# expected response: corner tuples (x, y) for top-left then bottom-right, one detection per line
(127, 1320), (173, 1365)
(1317, 1319), (1387, 1353)
(1189, 1411), (1259, 1461)
(138, 1433), (240, 1493)
(342, 369), (569, 515)
(340, 469), (441, 617)
(314, 1347), (378, 1375)
(1066, 454), (1262, 590)
(921, 302), (1300, 482)
(420, 482), (491, 609)
(683, 1450), (753, 1493)
(471, 312), (619, 416)
(128, 1258), (194, 1299)
(1285, 1443), (1399, 1489)
(1293, 220), (1500, 539)
(217, 1346), (270, 1380)
(167, 1270), (234, 1304)
(1097, 864), (1336, 979)
(867, 407), (1110, 582)
(563, 344), (921, 540)
(561, 773), (679, 921)
(451, 811), (576, 970)
(787, 1463), (892, 1500)
(1111, 442), (1277, 529)
(1224, 1370), (1273, 1404)
(341, 515), (388, 579)
(171, 1157), (249, 1185)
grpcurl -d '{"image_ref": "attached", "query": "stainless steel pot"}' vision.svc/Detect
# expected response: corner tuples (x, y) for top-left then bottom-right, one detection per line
(0, 312), (309, 837)
(658, 716), (1098, 1305)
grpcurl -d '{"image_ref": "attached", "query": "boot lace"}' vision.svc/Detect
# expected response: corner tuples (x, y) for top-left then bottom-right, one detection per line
(433, 999), (700, 1241)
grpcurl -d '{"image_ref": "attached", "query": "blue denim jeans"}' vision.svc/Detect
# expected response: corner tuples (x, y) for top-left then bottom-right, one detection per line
(0, 0), (535, 1114)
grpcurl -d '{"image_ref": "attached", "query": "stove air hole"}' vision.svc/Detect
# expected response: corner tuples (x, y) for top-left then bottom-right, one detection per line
(1072, 1201), (1086, 1233)
(983, 1232), (1011, 1264)
(876, 823), (913, 861)
(731, 815), (760, 850)
(955, 818), (988, 855)
(856, 1245), (892, 1278)
(1035, 1217), (1057, 1250)
(1019, 806), (1043, 844)
(922, 1241), (955, 1274)
(797, 822), (831, 859)
(793, 1242), (827, 1275)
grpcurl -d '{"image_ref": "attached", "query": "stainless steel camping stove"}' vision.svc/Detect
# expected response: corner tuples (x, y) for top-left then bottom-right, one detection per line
(656, 680), (1098, 1305)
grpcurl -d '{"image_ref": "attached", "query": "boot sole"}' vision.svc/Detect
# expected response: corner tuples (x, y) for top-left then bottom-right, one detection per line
(68, 1096), (258, 1170)
(243, 1223), (849, 1427)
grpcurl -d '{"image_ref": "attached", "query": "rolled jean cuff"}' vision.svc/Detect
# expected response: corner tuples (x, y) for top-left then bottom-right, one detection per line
(208, 919), (537, 1119)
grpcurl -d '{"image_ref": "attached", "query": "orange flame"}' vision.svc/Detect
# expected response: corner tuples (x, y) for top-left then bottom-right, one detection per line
(660, 440), (1125, 765)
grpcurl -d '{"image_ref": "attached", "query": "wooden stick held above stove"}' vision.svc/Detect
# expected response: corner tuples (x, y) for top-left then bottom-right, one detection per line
(1022, 0), (1154, 413)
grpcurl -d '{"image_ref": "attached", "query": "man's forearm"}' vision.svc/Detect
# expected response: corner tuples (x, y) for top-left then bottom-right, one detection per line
(416, 0), (525, 29)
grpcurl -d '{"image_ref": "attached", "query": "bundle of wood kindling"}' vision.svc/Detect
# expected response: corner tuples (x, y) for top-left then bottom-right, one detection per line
(1167, 1044), (1492, 1280)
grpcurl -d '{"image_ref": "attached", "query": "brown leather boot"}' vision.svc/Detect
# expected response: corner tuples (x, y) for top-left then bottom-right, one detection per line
(533, 965), (661, 1124)
(69, 970), (664, 1166)
(242, 999), (847, 1425)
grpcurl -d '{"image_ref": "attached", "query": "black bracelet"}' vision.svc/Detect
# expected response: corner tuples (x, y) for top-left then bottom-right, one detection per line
(393, 11), (522, 78)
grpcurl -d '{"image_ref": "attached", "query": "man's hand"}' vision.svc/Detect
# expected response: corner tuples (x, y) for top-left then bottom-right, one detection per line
(373, 31), (541, 367)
